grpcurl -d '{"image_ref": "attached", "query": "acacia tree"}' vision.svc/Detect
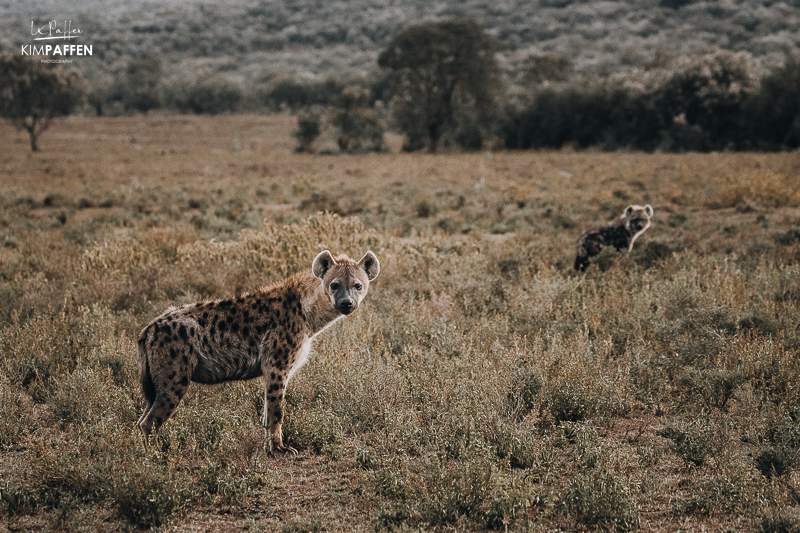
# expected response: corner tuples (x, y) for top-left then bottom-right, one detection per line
(0, 55), (83, 151)
(378, 19), (503, 152)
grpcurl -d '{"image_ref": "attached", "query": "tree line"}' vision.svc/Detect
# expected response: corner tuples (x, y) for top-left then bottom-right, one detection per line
(2, 19), (800, 153)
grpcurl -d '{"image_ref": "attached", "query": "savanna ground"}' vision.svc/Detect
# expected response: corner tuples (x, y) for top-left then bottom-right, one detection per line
(1, 115), (800, 532)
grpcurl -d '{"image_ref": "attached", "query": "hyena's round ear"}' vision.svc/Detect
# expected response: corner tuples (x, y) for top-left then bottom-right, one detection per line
(625, 205), (634, 217)
(312, 250), (336, 280)
(358, 251), (380, 281)
(645, 204), (654, 218)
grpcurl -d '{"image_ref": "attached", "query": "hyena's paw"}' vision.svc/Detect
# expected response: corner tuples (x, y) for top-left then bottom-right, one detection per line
(269, 441), (298, 456)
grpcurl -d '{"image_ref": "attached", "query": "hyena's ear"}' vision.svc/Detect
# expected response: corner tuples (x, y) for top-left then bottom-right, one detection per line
(358, 251), (380, 281)
(625, 205), (634, 217)
(312, 250), (337, 280)
(645, 204), (653, 218)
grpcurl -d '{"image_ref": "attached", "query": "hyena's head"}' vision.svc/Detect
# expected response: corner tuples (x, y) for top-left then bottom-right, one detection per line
(622, 204), (653, 234)
(312, 250), (380, 315)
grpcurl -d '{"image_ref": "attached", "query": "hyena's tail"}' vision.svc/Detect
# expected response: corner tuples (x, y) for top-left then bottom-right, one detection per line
(137, 327), (157, 406)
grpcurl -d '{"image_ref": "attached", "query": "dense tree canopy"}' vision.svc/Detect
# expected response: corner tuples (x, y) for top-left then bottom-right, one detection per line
(378, 19), (503, 152)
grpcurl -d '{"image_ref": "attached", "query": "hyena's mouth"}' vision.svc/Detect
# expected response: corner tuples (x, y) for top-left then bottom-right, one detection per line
(336, 299), (356, 315)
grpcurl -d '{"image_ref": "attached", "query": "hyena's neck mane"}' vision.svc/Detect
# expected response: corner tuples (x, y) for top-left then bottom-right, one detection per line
(280, 271), (342, 335)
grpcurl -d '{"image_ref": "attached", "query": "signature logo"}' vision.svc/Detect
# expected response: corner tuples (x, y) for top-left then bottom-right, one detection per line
(31, 20), (83, 40)
(22, 20), (92, 57)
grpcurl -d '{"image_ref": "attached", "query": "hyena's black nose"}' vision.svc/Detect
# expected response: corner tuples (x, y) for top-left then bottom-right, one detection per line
(339, 298), (355, 314)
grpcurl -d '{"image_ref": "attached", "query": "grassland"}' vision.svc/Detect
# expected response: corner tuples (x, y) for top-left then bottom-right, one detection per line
(1, 115), (800, 532)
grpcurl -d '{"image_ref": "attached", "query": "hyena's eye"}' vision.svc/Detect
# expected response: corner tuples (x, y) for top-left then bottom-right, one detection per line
(330, 282), (340, 291)
(355, 283), (363, 291)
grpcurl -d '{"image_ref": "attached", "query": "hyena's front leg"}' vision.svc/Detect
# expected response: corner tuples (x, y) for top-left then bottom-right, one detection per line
(262, 366), (296, 455)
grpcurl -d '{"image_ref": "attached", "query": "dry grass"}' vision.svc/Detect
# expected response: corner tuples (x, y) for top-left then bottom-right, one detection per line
(1, 115), (800, 532)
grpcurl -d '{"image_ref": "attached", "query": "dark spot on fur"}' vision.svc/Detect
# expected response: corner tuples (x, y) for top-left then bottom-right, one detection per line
(218, 300), (233, 308)
(230, 322), (239, 333)
(226, 315), (234, 324)
(169, 348), (178, 359)
(210, 325), (217, 336)
(242, 326), (250, 337)
(219, 322), (227, 332)
(237, 297), (245, 304)
(178, 325), (188, 341)
(182, 355), (189, 364)
(190, 328), (195, 337)
(180, 377), (189, 386)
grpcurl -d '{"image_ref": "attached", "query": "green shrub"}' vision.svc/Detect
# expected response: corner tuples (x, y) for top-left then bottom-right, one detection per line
(493, 422), (552, 470)
(656, 425), (710, 467)
(546, 382), (628, 423)
(562, 472), (640, 531)
(0, 481), (46, 515)
(504, 367), (543, 419)
(422, 454), (493, 525)
(755, 447), (795, 478)
(761, 509), (800, 533)
(283, 408), (345, 460)
(484, 474), (534, 530)
(109, 460), (192, 528)
(677, 367), (746, 410)
(197, 464), (256, 506)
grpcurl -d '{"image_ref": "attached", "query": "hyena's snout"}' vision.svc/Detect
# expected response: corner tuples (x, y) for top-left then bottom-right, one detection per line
(335, 292), (358, 315)
(631, 218), (648, 232)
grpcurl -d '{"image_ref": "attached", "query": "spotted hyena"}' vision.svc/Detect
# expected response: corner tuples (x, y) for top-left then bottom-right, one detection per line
(136, 250), (380, 454)
(574, 204), (653, 271)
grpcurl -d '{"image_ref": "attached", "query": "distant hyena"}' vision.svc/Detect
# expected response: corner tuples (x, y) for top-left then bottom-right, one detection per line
(574, 204), (653, 271)
(136, 250), (380, 454)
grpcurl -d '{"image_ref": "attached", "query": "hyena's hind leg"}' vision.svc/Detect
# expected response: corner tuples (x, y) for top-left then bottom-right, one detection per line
(137, 344), (192, 451)
(138, 381), (190, 450)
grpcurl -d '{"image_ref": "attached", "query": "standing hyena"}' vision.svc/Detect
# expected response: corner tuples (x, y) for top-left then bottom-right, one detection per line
(136, 250), (380, 454)
(574, 204), (653, 271)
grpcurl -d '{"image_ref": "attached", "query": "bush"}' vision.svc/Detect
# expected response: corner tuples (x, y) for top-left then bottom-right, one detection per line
(294, 110), (322, 152)
(109, 460), (192, 527)
(677, 367), (746, 410)
(173, 77), (242, 114)
(283, 408), (345, 460)
(656, 425), (710, 467)
(562, 472), (640, 531)
(504, 367), (543, 419)
(755, 447), (795, 478)
(421, 454), (493, 525)
(761, 509), (800, 533)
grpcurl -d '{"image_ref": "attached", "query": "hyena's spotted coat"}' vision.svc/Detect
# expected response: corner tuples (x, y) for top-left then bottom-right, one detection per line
(574, 204), (653, 271)
(136, 250), (380, 454)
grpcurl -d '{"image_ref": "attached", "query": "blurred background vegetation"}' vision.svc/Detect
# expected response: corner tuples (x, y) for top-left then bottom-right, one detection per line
(3, 0), (800, 152)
